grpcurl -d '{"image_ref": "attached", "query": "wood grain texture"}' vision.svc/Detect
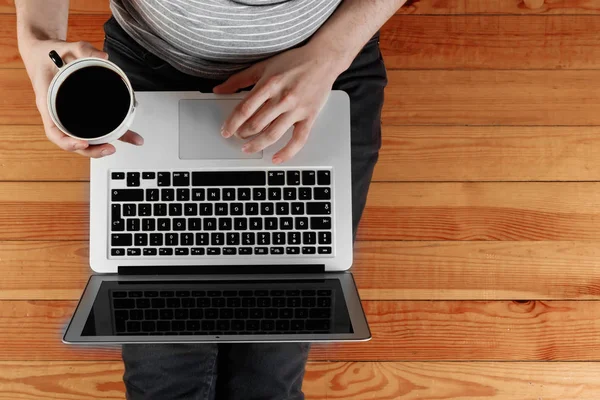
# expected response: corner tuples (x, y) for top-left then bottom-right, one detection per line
(5, 14), (600, 70)
(374, 126), (600, 182)
(3, 300), (600, 361)
(2, 361), (600, 400)
(4, 69), (600, 126)
(4, 182), (600, 241)
(0, 0), (111, 14)
(5, 125), (600, 182)
(380, 15), (600, 69)
(0, 126), (89, 181)
(3, 240), (600, 301)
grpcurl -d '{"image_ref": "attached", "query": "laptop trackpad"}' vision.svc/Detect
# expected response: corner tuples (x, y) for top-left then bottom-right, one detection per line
(179, 99), (263, 160)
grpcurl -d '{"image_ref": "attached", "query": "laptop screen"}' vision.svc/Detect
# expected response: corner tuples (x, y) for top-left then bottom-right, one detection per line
(80, 279), (353, 337)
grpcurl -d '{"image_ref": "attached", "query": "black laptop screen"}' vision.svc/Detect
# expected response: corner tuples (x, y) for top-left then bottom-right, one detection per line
(82, 279), (353, 336)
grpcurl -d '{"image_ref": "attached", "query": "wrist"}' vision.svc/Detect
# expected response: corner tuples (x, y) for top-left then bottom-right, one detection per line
(304, 35), (357, 77)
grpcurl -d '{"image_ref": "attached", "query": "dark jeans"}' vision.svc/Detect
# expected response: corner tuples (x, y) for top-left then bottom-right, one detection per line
(103, 17), (387, 400)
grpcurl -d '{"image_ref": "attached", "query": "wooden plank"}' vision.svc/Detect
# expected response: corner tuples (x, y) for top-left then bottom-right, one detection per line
(3, 240), (600, 301)
(380, 15), (600, 70)
(398, 0), (600, 14)
(3, 181), (600, 241)
(4, 69), (600, 126)
(0, 0), (111, 14)
(3, 300), (600, 361)
(2, 361), (600, 400)
(374, 126), (600, 182)
(3, 0), (600, 15)
(6, 125), (600, 182)
(0, 126), (89, 181)
(5, 14), (600, 70)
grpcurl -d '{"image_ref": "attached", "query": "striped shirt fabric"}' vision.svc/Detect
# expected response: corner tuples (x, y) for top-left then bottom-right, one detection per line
(110, 0), (342, 79)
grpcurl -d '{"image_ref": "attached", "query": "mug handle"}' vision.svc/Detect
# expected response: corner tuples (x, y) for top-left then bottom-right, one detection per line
(48, 50), (64, 68)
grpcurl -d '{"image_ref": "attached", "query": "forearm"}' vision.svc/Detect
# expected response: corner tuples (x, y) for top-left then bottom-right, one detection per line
(16, 0), (69, 53)
(307, 0), (406, 73)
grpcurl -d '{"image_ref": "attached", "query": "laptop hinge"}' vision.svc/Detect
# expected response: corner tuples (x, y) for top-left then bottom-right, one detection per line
(118, 264), (326, 275)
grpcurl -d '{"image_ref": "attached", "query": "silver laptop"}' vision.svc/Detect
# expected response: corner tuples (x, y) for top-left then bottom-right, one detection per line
(63, 91), (370, 344)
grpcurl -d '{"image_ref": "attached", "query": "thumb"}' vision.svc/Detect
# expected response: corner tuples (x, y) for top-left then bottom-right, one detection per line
(71, 41), (109, 60)
(213, 63), (263, 94)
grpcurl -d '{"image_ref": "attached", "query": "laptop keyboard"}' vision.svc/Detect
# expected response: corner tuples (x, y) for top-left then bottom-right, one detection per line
(111, 288), (334, 335)
(109, 170), (334, 258)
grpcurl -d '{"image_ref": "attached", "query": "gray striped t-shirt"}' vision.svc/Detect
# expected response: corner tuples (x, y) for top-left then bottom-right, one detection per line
(110, 0), (342, 79)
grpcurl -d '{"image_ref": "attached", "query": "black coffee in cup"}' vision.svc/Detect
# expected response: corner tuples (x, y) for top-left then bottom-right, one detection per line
(55, 66), (131, 139)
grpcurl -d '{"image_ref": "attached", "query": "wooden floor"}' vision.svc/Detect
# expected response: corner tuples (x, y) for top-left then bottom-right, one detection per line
(2, 0), (600, 398)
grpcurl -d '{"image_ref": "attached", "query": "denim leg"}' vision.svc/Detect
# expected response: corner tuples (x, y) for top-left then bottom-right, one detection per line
(215, 343), (310, 400)
(122, 344), (218, 400)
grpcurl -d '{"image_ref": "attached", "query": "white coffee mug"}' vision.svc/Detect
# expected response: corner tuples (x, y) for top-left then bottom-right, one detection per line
(47, 51), (136, 145)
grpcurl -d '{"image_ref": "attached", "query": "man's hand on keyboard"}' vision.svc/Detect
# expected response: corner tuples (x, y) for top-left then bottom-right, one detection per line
(213, 44), (344, 164)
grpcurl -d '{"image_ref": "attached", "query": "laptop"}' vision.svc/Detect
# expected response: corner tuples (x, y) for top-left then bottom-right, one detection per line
(63, 91), (370, 344)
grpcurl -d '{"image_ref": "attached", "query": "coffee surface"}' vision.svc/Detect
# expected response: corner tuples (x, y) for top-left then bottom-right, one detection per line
(56, 66), (130, 139)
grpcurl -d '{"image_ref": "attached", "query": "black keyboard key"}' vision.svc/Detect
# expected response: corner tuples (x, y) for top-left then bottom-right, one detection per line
(204, 218), (217, 231)
(112, 234), (132, 247)
(268, 171), (285, 185)
(112, 219), (125, 232)
(127, 219), (140, 232)
(287, 171), (300, 185)
(273, 232), (285, 245)
(181, 233), (193, 246)
(246, 203), (258, 216)
(298, 187), (311, 200)
(227, 298), (241, 308)
(200, 204), (213, 216)
(223, 188), (236, 201)
(134, 233), (148, 246)
(187, 320), (201, 331)
(295, 308), (308, 318)
(190, 308), (203, 319)
(257, 232), (270, 246)
(173, 172), (190, 186)
(283, 187), (296, 200)
(306, 320), (330, 331)
(202, 321), (216, 330)
(192, 188), (205, 201)
(166, 233), (178, 246)
(161, 189), (174, 202)
(157, 172), (170, 186)
(302, 297), (316, 307)
(280, 218), (293, 230)
(232, 320), (245, 331)
(127, 172), (140, 187)
(184, 203), (197, 216)
(270, 247), (284, 255)
(113, 299), (134, 309)
(177, 188), (190, 201)
(205, 309), (219, 319)
(112, 172), (125, 180)
(318, 170), (331, 185)
(288, 232), (301, 245)
(220, 309), (233, 319)
(261, 320), (275, 331)
(159, 311), (174, 323)
(154, 203), (167, 216)
(112, 204), (121, 220)
(302, 246), (316, 254)
(143, 248), (157, 256)
(252, 188), (266, 201)
(223, 247), (236, 255)
(123, 204), (136, 217)
(189, 218), (202, 231)
(228, 203), (242, 216)
(207, 189), (220, 201)
(303, 232), (316, 245)
(112, 189), (143, 202)
(142, 172), (155, 179)
(146, 189), (159, 202)
(167, 298), (181, 308)
(130, 309), (144, 320)
(224, 232), (238, 245)
(235, 308), (249, 319)
(249, 218), (262, 230)
(280, 309), (293, 318)
(276, 203), (289, 215)
(265, 218), (278, 230)
(318, 232), (332, 244)
(268, 188), (281, 200)
(318, 247), (332, 254)
(242, 298), (256, 307)
(191, 247), (205, 255)
(173, 218), (186, 231)
(302, 171), (316, 185)
(159, 248), (173, 256)
(276, 320), (290, 331)
(291, 320), (304, 330)
(237, 188), (251, 200)
(239, 247), (252, 255)
(144, 309), (158, 320)
(175, 248), (189, 256)
(218, 218), (232, 232)
(129, 291), (143, 298)
(295, 217), (308, 230)
(291, 203), (304, 215)
(287, 297), (302, 307)
(172, 321), (185, 331)
(317, 297), (332, 307)
(196, 233), (209, 245)
(156, 321), (170, 332)
(260, 202), (274, 215)
(242, 232), (255, 245)
(217, 320), (231, 331)
(127, 321), (141, 332)
(139, 204), (152, 217)
(286, 246), (300, 254)
(265, 309), (278, 319)
(247, 320), (260, 331)
(314, 187), (331, 200)
(271, 290), (284, 296)
(257, 298), (271, 307)
(136, 298), (150, 308)
(174, 309), (189, 319)
(311, 217), (331, 230)
(254, 247), (268, 255)
(207, 248), (221, 255)
(169, 203), (182, 216)
(197, 298), (211, 307)
(307, 202), (331, 215)
(234, 218), (247, 231)
(141, 218), (155, 232)
(152, 298), (165, 308)
(211, 232), (224, 246)
(150, 233), (163, 246)
(193, 171), (266, 186)
(215, 203), (228, 216)
(317, 289), (332, 296)
(111, 248), (125, 256)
